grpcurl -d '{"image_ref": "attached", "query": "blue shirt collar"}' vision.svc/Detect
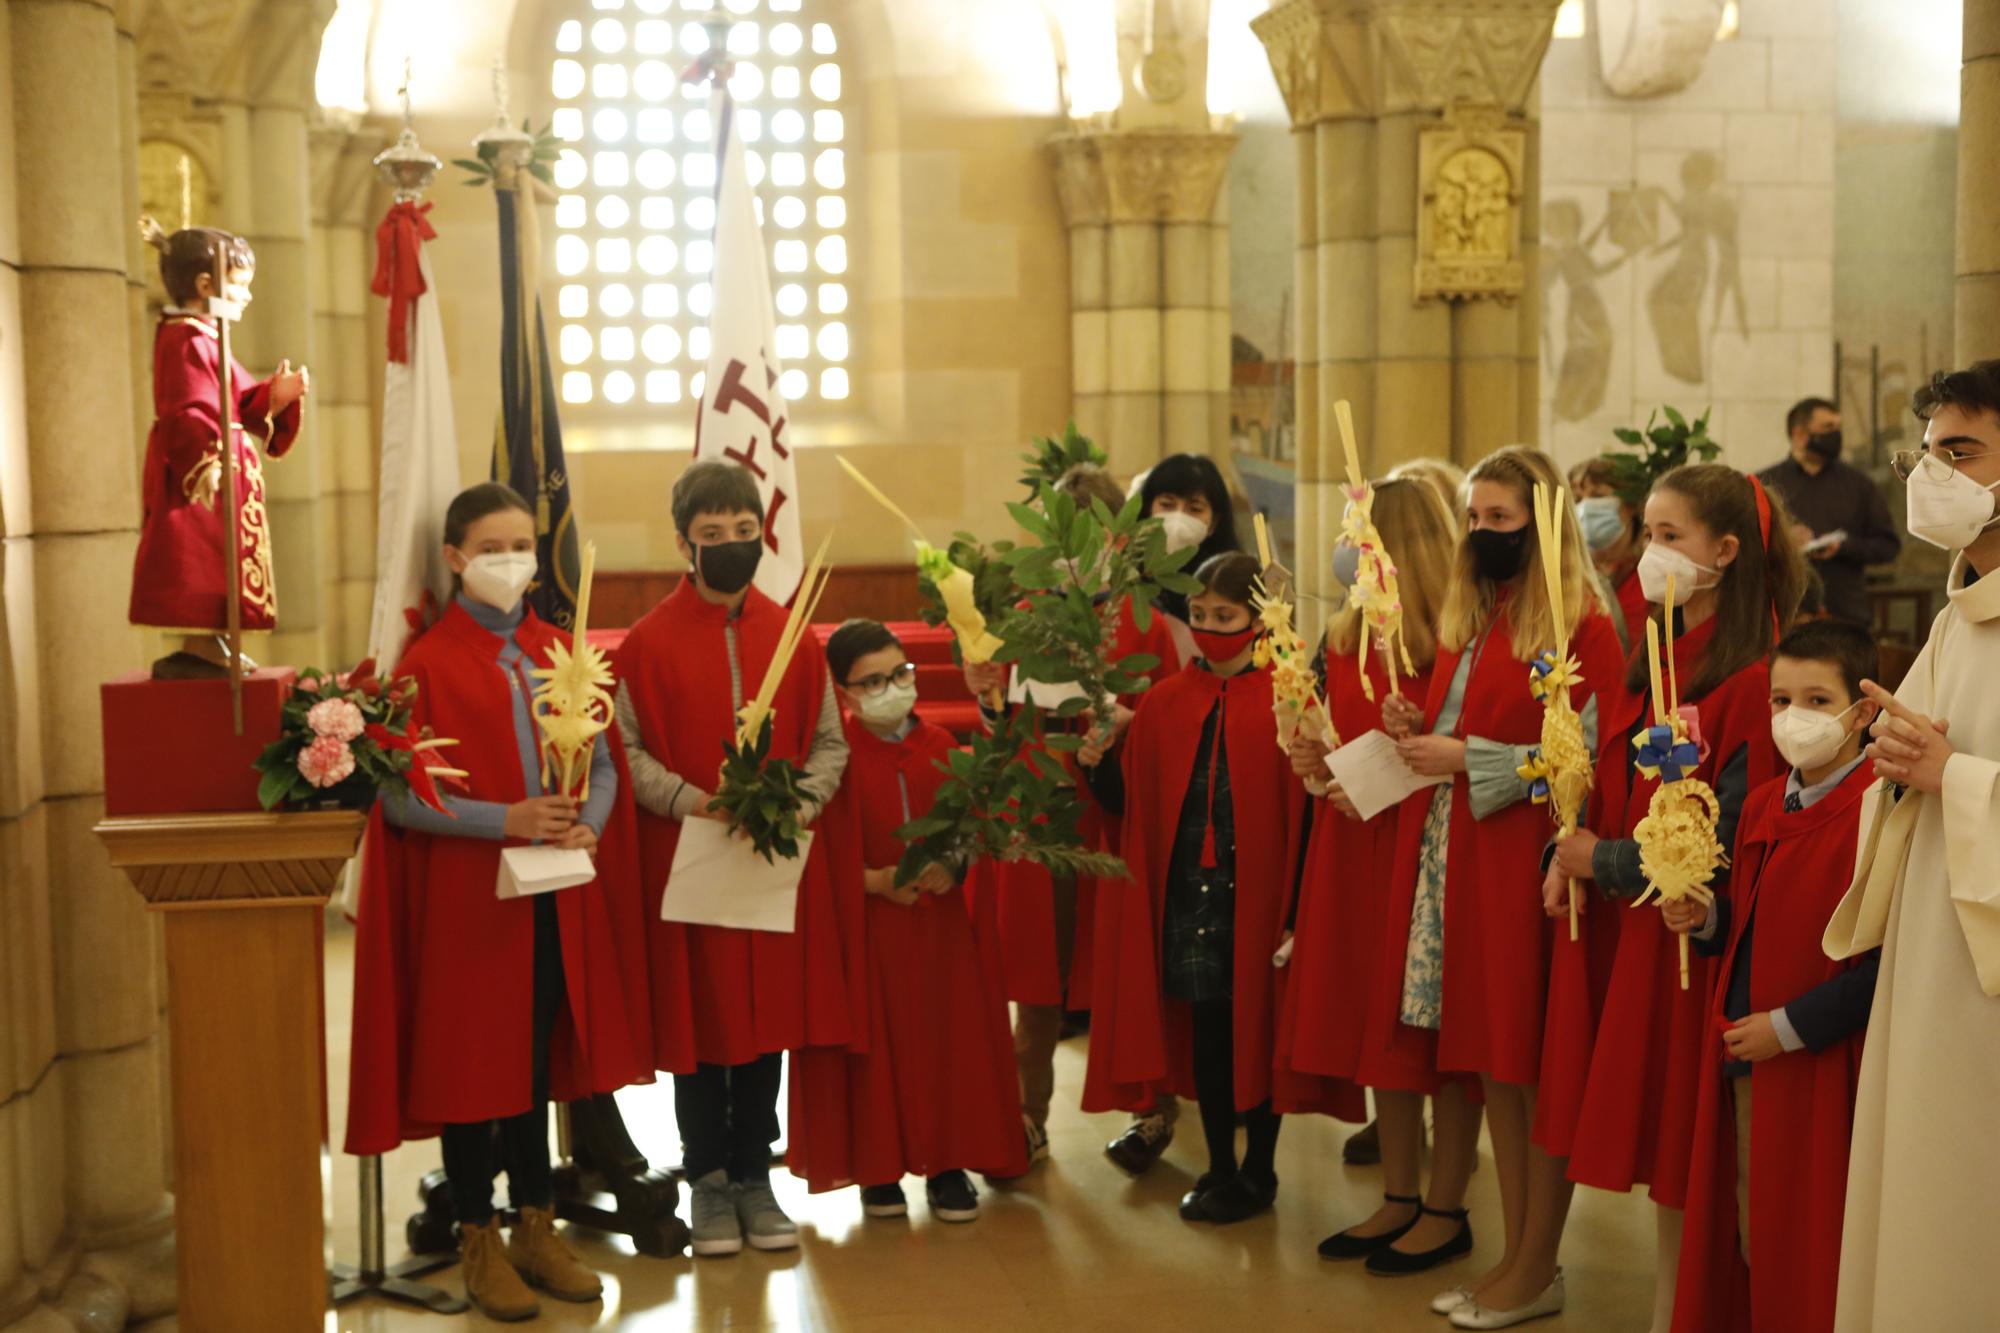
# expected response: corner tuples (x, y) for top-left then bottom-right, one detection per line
(457, 591), (525, 637)
(1785, 754), (1867, 809)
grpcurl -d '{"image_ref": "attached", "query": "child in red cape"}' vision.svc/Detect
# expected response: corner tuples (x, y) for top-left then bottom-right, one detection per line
(1549, 464), (1805, 1333)
(1664, 620), (1880, 1333)
(788, 620), (1028, 1220)
(1385, 447), (1623, 1328)
(1276, 476), (1488, 1276)
(344, 483), (662, 1322)
(1078, 551), (1304, 1225)
(612, 460), (858, 1258)
(130, 223), (308, 676)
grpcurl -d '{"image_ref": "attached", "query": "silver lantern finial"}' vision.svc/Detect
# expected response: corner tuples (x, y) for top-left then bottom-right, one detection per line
(372, 58), (442, 201)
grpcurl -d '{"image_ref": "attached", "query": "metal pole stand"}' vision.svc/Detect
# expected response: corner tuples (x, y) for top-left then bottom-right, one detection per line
(330, 1153), (468, 1313)
(552, 1094), (691, 1258)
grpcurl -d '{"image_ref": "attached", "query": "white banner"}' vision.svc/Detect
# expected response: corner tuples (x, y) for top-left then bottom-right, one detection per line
(367, 246), (461, 667)
(693, 87), (802, 604)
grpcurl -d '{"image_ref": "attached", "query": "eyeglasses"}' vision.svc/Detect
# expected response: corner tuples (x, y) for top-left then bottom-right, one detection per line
(1892, 445), (1988, 481)
(844, 662), (916, 696)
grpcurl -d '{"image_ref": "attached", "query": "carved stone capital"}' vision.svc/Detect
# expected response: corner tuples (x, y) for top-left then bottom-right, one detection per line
(1595, 0), (1724, 99)
(1047, 128), (1240, 227)
(95, 810), (366, 910)
(1254, 0), (1562, 126)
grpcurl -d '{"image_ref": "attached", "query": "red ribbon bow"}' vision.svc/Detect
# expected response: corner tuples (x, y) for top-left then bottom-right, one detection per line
(371, 200), (436, 364)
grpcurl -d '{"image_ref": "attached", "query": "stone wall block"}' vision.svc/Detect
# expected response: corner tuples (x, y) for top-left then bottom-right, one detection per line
(1315, 120), (1374, 243)
(0, 535), (44, 820)
(1106, 224), (1162, 308)
(1316, 238), (1378, 362)
(1373, 359), (1453, 464)
(61, 1041), (167, 1242)
(46, 797), (155, 1055)
(0, 802), (55, 1103)
(1161, 223), (1211, 309)
(1106, 308), (1162, 393)
(12, 0), (124, 271)
(32, 531), (143, 798)
(1071, 310), (1109, 396)
(19, 272), (137, 536)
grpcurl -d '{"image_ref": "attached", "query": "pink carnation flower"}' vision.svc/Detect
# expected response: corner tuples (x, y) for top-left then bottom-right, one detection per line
(297, 734), (356, 789)
(306, 697), (365, 742)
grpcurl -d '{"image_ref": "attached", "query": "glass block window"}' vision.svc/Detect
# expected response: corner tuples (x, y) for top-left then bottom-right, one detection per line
(550, 0), (849, 410)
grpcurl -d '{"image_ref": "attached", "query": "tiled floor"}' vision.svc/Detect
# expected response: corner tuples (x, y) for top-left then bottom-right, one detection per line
(320, 924), (1655, 1331)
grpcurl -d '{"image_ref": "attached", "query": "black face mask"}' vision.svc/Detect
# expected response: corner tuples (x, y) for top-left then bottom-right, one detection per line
(1468, 525), (1531, 582)
(694, 537), (763, 594)
(1806, 429), (1843, 462)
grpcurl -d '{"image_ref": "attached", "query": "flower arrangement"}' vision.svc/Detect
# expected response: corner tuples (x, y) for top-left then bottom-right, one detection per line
(253, 659), (467, 814)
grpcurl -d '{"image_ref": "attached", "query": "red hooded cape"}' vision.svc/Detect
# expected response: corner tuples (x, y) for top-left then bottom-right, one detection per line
(967, 597), (1182, 1009)
(130, 316), (303, 632)
(1566, 615), (1782, 1206)
(1275, 646), (1433, 1114)
(1393, 599), (1623, 1087)
(1082, 661), (1305, 1114)
(614, 580), (859, 1068)
(1671, 764), (1872, 1333)
(788, 714), (1029, 1191)
(344, 602), (661, 1155)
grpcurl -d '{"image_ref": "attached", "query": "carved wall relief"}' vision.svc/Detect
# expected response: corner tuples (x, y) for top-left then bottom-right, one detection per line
(1595, 0), (1725, 98)
(1415, 106), (1526, 303)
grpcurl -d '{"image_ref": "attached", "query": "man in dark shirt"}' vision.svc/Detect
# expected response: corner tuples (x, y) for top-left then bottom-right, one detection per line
(1756, 397), (1900, 625)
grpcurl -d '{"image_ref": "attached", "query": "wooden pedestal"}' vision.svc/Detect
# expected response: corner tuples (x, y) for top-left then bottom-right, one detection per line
(94, 810), (365, 1333)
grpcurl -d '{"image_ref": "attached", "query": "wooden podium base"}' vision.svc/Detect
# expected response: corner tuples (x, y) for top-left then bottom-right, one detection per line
(95, 809), (365, 1333)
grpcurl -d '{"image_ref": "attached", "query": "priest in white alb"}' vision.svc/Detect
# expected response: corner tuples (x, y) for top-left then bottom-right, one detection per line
(1825, 361), (2000, 1332)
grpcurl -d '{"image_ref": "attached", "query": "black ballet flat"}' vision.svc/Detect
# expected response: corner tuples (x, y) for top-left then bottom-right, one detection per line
(1195, 1172), (1278, 1225)
(1318, 1193), (1422, 1259)
(1364, 1205), (1473, 1276)
(1179, 1173), (1222, 1221)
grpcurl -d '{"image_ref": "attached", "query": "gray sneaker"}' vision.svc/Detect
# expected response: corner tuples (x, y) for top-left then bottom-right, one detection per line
(688, 1170), (743, 1257)
(732, 1177), (799, 1251)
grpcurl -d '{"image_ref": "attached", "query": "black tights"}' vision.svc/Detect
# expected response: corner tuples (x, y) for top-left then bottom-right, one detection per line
(440, 895), (563, 1226)
(1190, 997), (1280, 1185)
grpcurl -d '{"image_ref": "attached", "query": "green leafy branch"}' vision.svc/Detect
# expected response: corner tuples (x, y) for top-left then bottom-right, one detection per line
(1017, 421), (1108, 493)
(1605, 405), (1722, 509)
(894, 709), (1129, 884)
(454, 120), (560, 189)
(711, 715), (810, 864)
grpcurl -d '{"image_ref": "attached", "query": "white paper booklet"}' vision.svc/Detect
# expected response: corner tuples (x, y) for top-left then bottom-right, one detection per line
(497, 845), (598, 900)
(660, 818), (811, 934)
(1324, 729), (1449, 822)
(1006, 667), (1089, 710)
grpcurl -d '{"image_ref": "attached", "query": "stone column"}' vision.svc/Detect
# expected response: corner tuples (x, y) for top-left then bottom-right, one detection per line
(1960, 0), (2000, 362)
(1256, 0), (1559, 613)
(310, 126), (382, 665)
(1050, 129), (1238, 478)
(5, 0), (173, 1328)
(239, 0), (326, 669)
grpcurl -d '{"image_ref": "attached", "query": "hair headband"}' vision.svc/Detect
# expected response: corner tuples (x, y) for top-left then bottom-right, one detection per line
(1747, 473), (1772, 548)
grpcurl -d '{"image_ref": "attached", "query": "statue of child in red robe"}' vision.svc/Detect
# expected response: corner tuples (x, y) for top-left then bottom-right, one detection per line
(131, 220), (309, 678)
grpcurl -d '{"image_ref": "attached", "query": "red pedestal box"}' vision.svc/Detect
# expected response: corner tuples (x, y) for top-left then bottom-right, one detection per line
(101, 669), (297, 816)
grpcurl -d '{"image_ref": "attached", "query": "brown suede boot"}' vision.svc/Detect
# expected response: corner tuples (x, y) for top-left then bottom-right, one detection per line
(508, 1205), (604, 1303)
(460, 1217), (538, 1322)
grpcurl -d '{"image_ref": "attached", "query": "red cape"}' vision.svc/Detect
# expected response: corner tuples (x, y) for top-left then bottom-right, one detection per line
(967, 597), (1182, 1009)
(1276, 648), (1433, 1114)
(1672, 764), (1872, 1333)
(1082, 661), (1305, 1113)
(130, 316), (303, 632)
(1396, 600), (1623, 1086)
(788, 714), (1028, 1191)
(344, 602), (658, 1154)
(1567, 616), (1782, 1205)
(614, 580), (858, 1068)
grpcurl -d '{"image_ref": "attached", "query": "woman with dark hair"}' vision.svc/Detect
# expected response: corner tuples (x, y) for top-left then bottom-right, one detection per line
(1137, 453), (1243, 633)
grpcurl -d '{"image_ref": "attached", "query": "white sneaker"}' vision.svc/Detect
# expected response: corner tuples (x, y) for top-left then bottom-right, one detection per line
(1023, 1114), (1050, 1165)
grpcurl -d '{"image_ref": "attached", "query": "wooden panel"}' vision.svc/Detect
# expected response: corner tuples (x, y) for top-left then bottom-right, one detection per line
(593, 564), (926, 628)
(165, 904), (328, 1330)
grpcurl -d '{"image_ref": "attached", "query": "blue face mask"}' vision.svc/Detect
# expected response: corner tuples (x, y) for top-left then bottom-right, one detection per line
(1330, 542), (1362, 589)
(1575, 496), (1627, 553)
